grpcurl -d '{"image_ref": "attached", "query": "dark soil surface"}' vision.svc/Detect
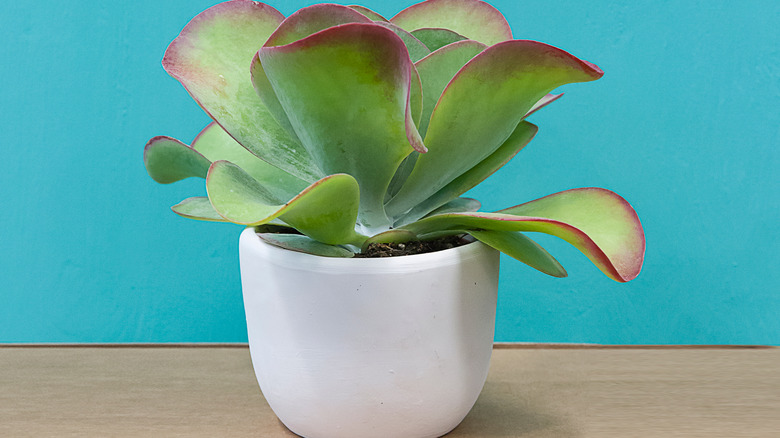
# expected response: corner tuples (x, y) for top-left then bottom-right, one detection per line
(254, 225), (470, 258)
(356, 234), (469, 258)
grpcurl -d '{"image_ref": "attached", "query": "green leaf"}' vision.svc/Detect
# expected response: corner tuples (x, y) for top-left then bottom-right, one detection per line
(258, 233), (355, 257)
(192, 123), (308, 202)
(374, 21), (431, 63)
(400, 188), (645, 282)
(415, 230), (468, 241)
(247, 56), (298, 138)
(264, 4), (372, 47)
(410, 65), (424, 128)
(171, 196), (228, 222)
(348, 5), (389, 22)
(468, 230), (567, 278)
(411, 28), (467, 52)
(256, 23), (425, 231)
(206, 160), (279, 220)
(386, 40), (603, 217)
(385, 40), (484, 201)
(391, 0), (513, 46)
(396, 121), (537, 224)
(162, 0), (322, 181)
(424, 197), (481, 216)
(279, 174), (364, 246)
(143, 136), (211, 184)
(414, 39), (486, 138)
(206, 161), (364, 245)
(255, 5), (375, 136)
(385, 150), (420, 203)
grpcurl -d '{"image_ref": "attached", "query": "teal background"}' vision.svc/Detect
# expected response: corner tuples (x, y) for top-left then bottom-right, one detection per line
(1, 1), (777, 344)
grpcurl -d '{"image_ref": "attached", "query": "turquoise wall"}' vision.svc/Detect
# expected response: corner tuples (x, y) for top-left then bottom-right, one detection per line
(1, 1), (777, 344)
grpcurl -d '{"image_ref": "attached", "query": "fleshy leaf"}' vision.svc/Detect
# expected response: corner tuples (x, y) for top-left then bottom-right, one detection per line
(414, 39), (486, 138)
(261, 14), (427, 127)
(385, 151), (420, 202)
(258, 233), (355, 257)
(414, 230), (468, 241)
(410, 28), (467, 51)
(256, 23), (425, 232)
(468, 230), (567, 277)
(256, 5), (374, 135)
(348, 5), (389, 22)
(400, 188), (645, 282)
(391, 0), (512, 46)
(143, 136), (211, 184)
(264, 4), (372, 47)
(192, 123), (308, 202)
(171, 196), (228, 222)
(396, 121), (537, 224)
(374, 21), (431, 62)
(424, 197), (481, 217)
(207, 160), (278, 218)
(409, 65), (424, 128)
(386, 40), (603, 217)
(385, 40), (485, 199)
(162, 0), (322, 181)
(207, 161), (364, 245)
(246, 57), (298, 138)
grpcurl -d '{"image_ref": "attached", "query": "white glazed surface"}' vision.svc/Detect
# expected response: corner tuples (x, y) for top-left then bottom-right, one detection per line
(239, 228), (500, 438)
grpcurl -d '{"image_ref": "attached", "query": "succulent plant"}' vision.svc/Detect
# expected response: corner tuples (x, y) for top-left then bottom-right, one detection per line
(144, 0), (645, 281)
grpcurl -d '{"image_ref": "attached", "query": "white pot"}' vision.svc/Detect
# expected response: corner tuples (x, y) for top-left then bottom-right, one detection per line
(238, 228), (500, 438)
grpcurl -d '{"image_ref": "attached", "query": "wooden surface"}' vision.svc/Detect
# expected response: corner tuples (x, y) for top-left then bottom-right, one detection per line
(1, 346), (778, 437)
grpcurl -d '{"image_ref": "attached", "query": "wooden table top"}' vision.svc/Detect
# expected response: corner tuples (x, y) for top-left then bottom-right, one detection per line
(1, 345), (777, 437)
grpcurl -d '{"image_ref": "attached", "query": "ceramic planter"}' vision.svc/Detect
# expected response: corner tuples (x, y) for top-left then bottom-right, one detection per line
(238, 227), (500, 438)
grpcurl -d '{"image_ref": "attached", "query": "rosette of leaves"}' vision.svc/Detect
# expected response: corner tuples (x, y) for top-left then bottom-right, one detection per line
(144, 0), (645, 281)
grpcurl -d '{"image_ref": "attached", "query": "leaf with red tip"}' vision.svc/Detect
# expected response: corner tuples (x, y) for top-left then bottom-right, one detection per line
(162, 0), (321, 181)
(395, 121), (537, 224)
(348, 5), (389, 22)
(401, 188), (645, 282)
(468, 230), (567, 278)
(411, 28), (467, 51)
(192, 123), (308, 202)
(386, 40), (604, 216)
(143, 136), (210, 184)
(391, 0), (512, 46)
(264, 4), (372, 48)
(254, 5), (375, 135)
(206, 161), (364, 245)
(171, 196), (227, 222)
(414, 39), (486, 137)
(256, 23), (425, 230)
(264, 15), (427, 127)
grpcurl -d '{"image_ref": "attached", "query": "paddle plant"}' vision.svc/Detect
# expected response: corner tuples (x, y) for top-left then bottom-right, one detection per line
(144, 0), (645, 281)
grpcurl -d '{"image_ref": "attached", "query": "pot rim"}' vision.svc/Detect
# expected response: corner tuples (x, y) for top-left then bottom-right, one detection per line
(240, 227), (497, 274)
